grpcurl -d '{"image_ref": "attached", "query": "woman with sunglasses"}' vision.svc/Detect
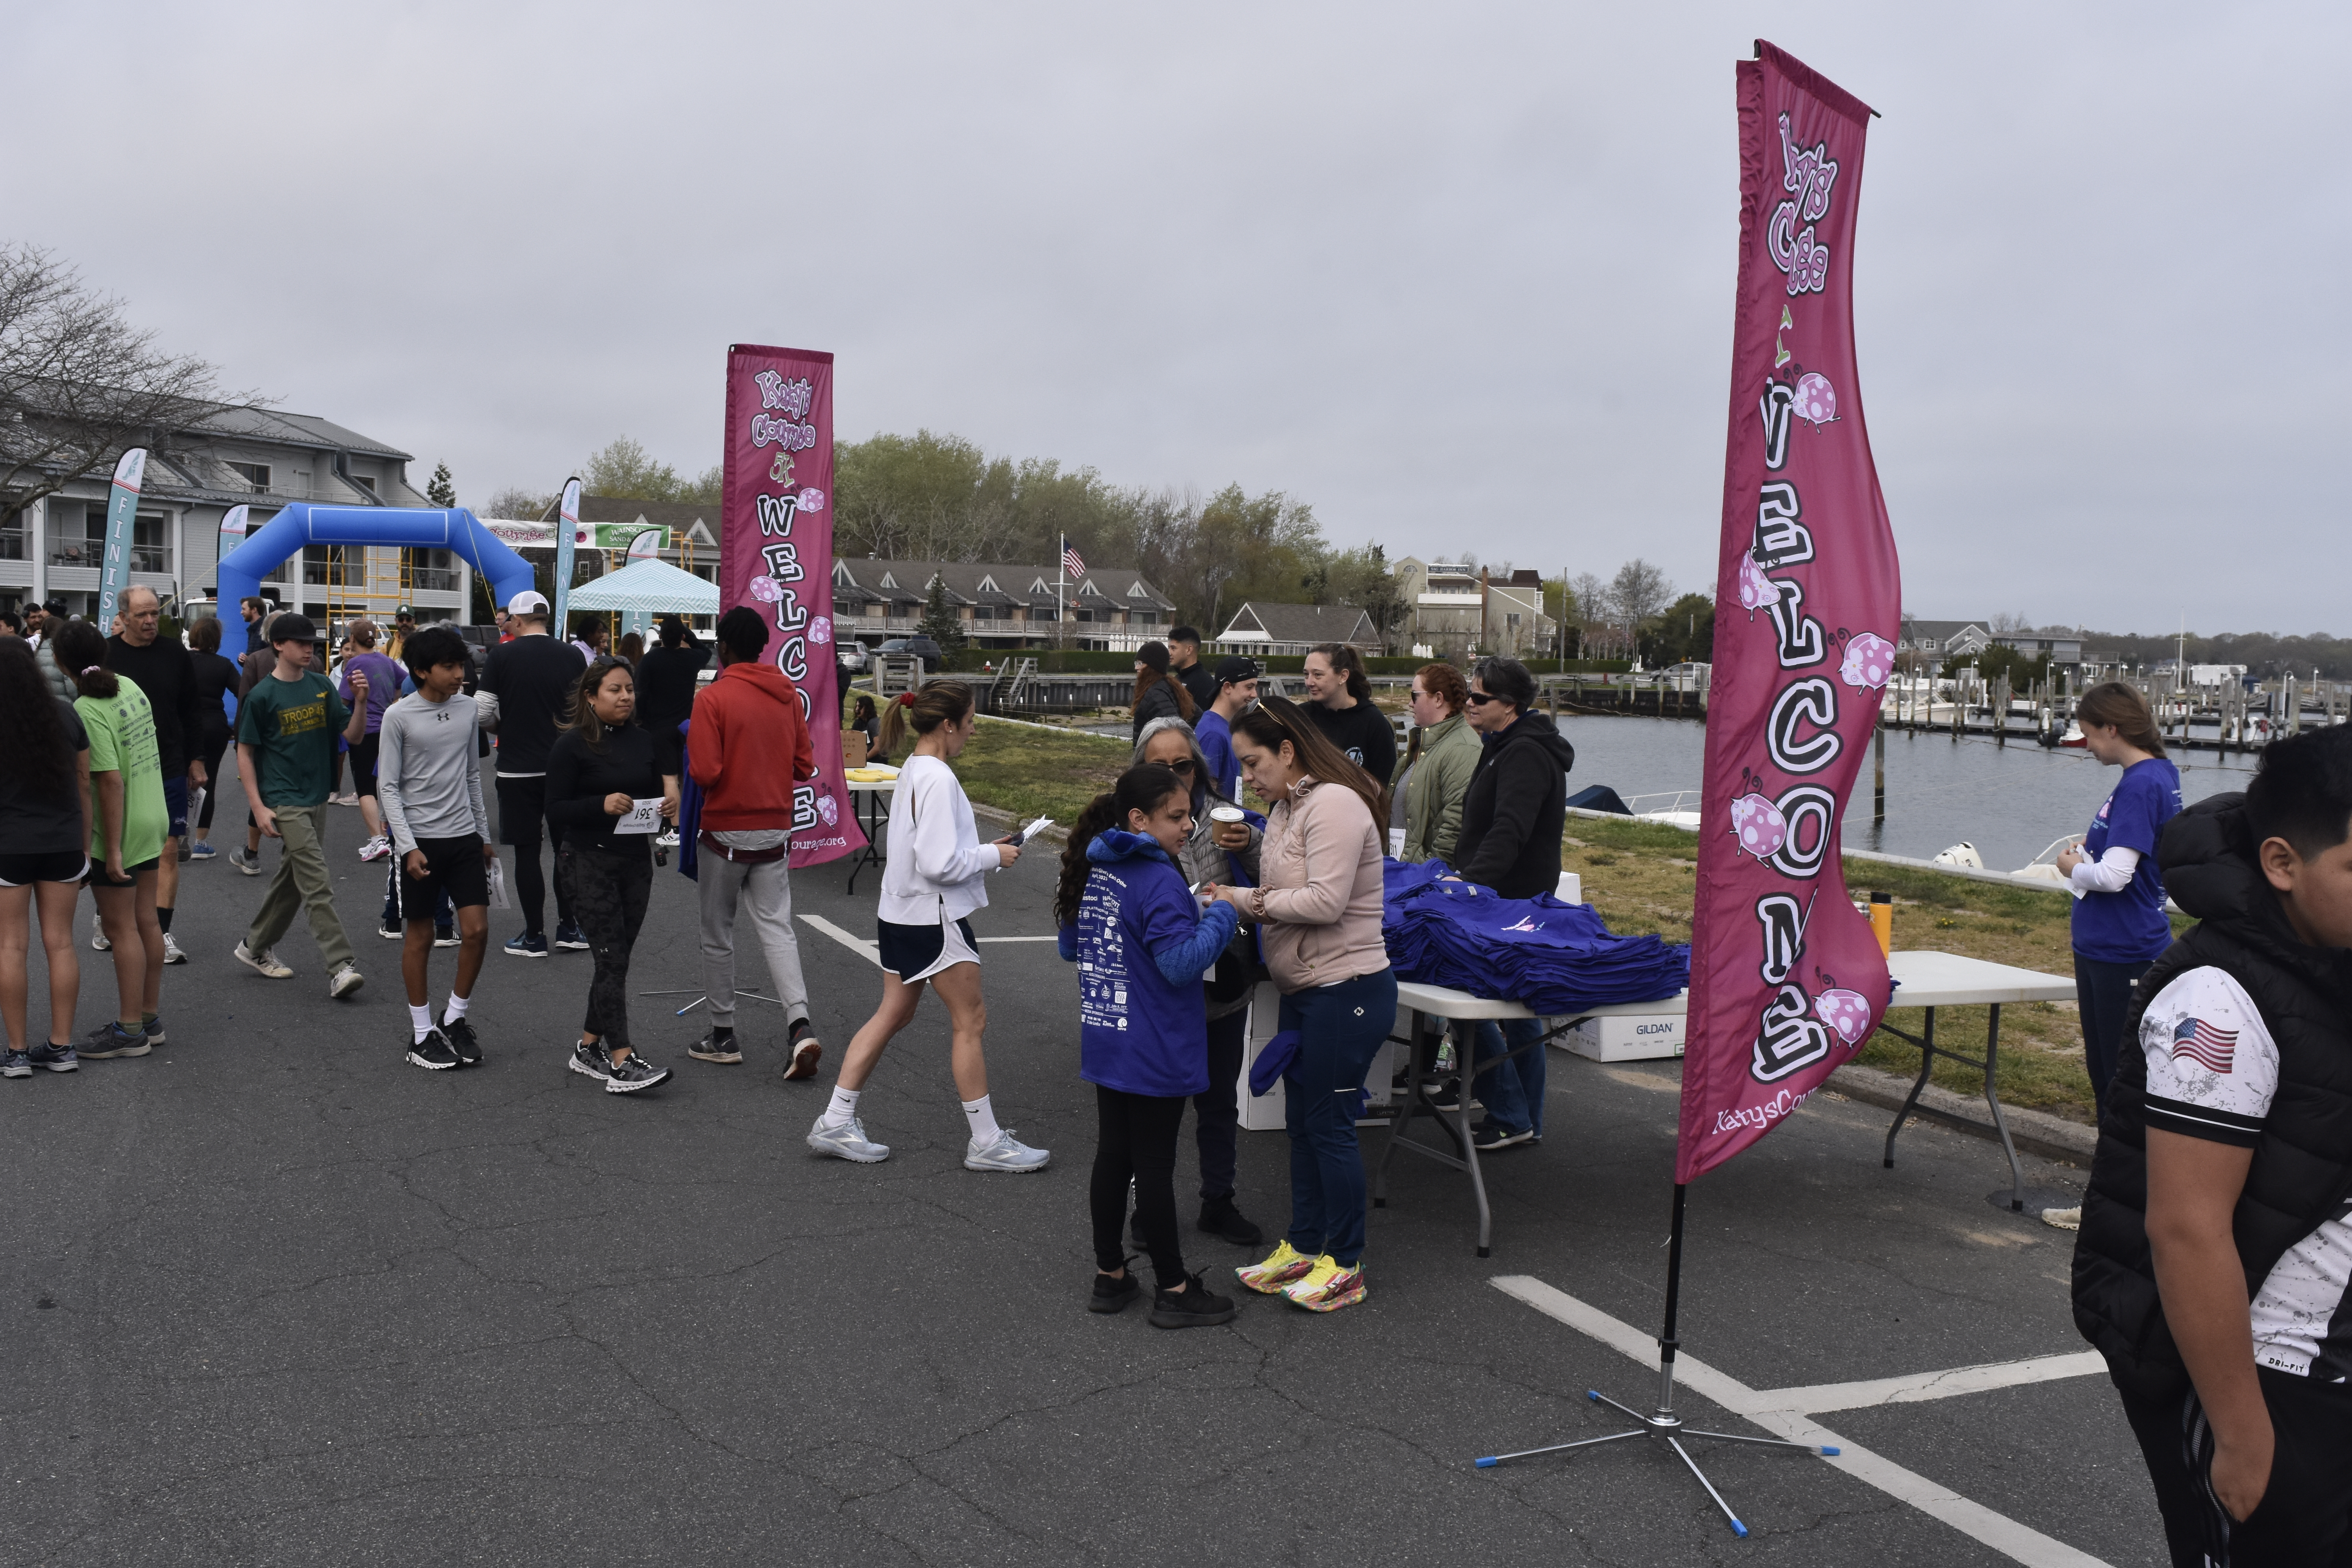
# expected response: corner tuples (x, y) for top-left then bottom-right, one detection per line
(1135, 716), (1267, 1248)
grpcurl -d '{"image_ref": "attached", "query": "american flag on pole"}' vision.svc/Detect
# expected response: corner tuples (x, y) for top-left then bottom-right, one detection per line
(1062, 544), (1086, 581)
(2172, 1016), (2239, 1075)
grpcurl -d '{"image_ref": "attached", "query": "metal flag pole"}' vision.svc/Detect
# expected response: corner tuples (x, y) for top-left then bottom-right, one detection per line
(1056, 532), (1067, 652)
(1474, 1183), (1837, 1537)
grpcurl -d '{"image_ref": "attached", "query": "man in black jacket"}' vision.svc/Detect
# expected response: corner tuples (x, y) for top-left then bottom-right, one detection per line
(108, 586), (204, 965)
(2073, 723), (2352, 1564)
(480, 591), (588, 958)
(1449, 657), (1575, 1150)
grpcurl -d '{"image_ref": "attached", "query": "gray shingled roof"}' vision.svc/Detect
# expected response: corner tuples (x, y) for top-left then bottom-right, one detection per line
(1220, 601), (1378, 646)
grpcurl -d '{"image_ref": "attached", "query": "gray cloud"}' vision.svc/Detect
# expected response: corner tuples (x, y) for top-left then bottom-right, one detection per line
(13, 2), (2345, 630)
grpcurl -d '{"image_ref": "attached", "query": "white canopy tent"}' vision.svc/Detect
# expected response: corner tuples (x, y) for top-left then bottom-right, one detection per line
(564, 556), (719, 638)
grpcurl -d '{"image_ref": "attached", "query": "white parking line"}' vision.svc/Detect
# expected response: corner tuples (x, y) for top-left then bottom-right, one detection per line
(799, 913), (879, 964)
(1490, 1277), (2111, 1568)
(1756, 1351), (2108, 1416)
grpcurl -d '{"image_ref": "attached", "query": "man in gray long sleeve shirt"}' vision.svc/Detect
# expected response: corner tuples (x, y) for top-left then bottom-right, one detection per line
(374, 627), (497, 1071)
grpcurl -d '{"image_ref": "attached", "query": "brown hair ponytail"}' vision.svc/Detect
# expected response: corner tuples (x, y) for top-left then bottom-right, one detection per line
(2074, 681), (2166, 758)
(878, 680), (976, 757)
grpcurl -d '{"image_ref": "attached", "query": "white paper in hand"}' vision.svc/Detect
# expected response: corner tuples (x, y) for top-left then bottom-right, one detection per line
(1016, 816), (1053, 845)
(486, 858), (510, 910)
(615, 798), (664, 835)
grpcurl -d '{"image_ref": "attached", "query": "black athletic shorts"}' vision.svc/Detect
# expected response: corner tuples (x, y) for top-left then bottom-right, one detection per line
(876, 914), (978, 981)
(399, 835), (490, 920)
(90, 856), (161, 889)
(351, 733), (381, 799)
(0, 849), (89, 887)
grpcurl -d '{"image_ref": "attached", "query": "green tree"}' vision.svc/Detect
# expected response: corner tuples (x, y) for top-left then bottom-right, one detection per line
(1638, 592), (1716, 667)
(1944, 642), (2051, 688)
(917, 575), (967, 655)
(426, 461), (456, 508)
(581, 436), (721, 503)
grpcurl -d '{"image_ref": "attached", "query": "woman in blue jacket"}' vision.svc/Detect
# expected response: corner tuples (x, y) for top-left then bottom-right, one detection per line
(2054, 682), (2184, 1118)
(1057, 763), (1242, 1328)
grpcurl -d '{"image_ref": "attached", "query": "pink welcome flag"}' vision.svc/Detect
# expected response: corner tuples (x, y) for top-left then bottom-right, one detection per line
(1677, 43), (1900, 1183)
(719, 343), (867, 867)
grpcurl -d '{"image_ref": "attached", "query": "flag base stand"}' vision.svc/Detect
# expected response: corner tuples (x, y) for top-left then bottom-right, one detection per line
(1473, 1184), (1838, 1537)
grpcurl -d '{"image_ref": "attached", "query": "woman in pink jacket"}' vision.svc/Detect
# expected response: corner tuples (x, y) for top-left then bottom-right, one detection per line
(1203, 695), (1394, 1314)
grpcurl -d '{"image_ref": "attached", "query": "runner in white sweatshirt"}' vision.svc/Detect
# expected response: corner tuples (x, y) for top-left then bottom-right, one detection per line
(808, 682), (1049, 1172)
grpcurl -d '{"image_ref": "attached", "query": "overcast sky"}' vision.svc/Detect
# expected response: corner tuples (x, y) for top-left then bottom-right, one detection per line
(13, 3), (2345, 633)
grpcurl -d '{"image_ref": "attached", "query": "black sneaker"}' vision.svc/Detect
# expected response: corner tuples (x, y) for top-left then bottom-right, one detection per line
(1089, 1270), (1142, 1315)
(568, 1040), (612, 1082)
(553, 920), (590, 951)
(440, 1014), (481, 1067)
(0, 1048), (27, 1079)
(81, 1021), (151, 1059)
(784, 1017), (822, 1080)
(1198, 1198), (1265, 1248)
(141, 1014), (167, 1047)
(433, 926), (459, 948)
(688, 1027), (741, 1065)
(406, 1029), (459, 1071)
(1472, 1122), (1535, 1152)
(1151, 1271), (1238, 1330)
(603, 1052), (671, 1095)
(378, 920), (403, 941)
(25, 1042), (76, 1073)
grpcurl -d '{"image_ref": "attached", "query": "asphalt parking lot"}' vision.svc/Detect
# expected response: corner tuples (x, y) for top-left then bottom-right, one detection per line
(3, 777), (2165, 1566)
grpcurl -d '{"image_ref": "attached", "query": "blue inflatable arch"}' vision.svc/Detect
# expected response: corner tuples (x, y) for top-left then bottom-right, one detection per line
(215, 504), (537, 616)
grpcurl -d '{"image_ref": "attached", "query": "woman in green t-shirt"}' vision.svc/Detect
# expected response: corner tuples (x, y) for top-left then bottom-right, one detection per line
(54, 621), (169, 1059)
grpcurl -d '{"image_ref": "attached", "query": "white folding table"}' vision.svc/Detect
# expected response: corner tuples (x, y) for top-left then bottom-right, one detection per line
(1374, 950), (2076, 1256)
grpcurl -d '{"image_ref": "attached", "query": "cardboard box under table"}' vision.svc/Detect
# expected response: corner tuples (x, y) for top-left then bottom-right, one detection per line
(1373, 950), (2074, 1257)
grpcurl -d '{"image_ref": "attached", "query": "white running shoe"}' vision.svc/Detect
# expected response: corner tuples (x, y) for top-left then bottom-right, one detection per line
(161, 933), (187, 965)
(807, 1114), (891, 1163)
(234, 942), (294, 979)
(358, 835), (392, 862)
(328, 963), (365, 999)
(963, 1130), (1051, 1173)
(91, 922), (110, 951)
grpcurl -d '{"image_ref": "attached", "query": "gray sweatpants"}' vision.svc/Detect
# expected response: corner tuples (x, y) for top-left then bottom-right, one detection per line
(698, 853), (810, 1027)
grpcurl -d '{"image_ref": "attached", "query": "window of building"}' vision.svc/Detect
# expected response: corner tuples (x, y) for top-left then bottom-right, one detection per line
(352, 475), (376, 496)
(303, 543), (355, 587)
(47, 504), (98, 567)
(0, 509), (24, 561)
(130, 512), (171, 573)
(227, 461), (272, 492)
(402, 546), (459, 592)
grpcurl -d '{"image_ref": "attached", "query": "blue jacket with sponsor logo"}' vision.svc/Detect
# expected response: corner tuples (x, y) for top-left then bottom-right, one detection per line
(1056, 828), (1239, 1097)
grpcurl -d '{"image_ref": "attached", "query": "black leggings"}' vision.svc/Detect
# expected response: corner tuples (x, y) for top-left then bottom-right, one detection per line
(565, 846), (651, 1050)
(1091, 1085), (1189, 1290)
(497, 777), (572, 933)
(2075, 952), (2153, 1119)
(194, 724), (231, 830)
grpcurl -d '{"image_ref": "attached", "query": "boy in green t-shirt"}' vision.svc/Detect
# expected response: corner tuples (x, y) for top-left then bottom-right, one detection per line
(233, 613), (372, 997)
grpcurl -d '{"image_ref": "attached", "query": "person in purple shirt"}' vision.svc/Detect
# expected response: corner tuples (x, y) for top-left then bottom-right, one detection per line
(2055, 682), (2185, 1117)
(334, 619), (409, 864)
(1194, 655), (1259, 804)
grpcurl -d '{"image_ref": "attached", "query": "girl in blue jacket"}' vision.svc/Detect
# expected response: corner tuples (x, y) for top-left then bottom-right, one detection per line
(1057, 763), (1242, 1328)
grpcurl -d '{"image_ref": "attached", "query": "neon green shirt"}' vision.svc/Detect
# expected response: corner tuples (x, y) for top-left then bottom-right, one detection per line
(77, 680), (169, 869)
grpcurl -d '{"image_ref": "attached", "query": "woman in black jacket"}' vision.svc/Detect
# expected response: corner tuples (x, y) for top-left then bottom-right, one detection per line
(633, 616), (710, 775)
(1451, 657), (1575, 1151)
(1129, 640), (1197, 742)
(547, 657), (679, 1094)
(186, 615), (241, 858)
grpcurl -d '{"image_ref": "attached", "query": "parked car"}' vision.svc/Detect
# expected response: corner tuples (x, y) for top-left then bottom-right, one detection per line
(836, 640), (871, 675)
(1662, 662), (1711, 682)
(878, 636), (945, 672)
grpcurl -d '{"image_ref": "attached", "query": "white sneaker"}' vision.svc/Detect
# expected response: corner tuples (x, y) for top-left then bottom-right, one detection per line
(358, 835), (392, 862)
(161, 933), (187, 965)
(234, 942), (294, 979)
(963, 1129), (1051, 1173)
(329, 963), (365, 999)
(91, 922), (110, 951)
(807, 1114), (891, 1163)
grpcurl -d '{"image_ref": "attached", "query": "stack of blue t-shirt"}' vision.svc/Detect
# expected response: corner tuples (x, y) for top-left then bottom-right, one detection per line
(1382, 857), (1690, 1014)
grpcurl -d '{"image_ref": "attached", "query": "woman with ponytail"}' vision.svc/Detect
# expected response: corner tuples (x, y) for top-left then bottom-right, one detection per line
(808, 682), (1050, 1173)
(1055, 762), (1242, 1326)
(54, 619), (170, 1060)
(1129, 640), (1196, 742)
(1202, 694), (1393, 1314)
(2055, 681), (2184, 1116)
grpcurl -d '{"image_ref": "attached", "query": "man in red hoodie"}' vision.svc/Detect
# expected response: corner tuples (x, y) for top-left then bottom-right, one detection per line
(688, 607), (823, 1076)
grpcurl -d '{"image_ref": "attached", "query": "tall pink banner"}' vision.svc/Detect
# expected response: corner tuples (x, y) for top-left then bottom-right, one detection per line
(720, 343), (866, 867)
(1678, 43), (1900, 1184)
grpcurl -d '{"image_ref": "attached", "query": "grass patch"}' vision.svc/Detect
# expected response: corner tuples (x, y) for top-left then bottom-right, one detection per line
(951, 717), (1130, 824)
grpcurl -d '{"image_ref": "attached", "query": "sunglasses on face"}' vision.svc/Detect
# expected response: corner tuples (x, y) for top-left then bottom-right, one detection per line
(1465, 690), (1502, 705)
(1167, 759), (1197, 775)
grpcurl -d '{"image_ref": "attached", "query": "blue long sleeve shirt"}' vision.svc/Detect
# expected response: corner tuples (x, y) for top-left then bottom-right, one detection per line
(1057, 828), (1240, 1096)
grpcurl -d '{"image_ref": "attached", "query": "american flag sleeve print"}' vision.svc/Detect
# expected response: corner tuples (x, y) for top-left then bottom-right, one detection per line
(2140, 965), (2278, 1148)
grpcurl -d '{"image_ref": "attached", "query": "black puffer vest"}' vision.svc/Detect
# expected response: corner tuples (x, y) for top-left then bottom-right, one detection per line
(2071, 792), (2352, 1394)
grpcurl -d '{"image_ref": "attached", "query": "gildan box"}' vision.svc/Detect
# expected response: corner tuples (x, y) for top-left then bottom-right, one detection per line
(1559, 1013), (1684, 1062)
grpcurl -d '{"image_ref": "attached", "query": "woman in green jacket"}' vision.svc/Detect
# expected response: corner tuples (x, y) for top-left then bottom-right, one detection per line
(1396, 662), (1483, 865)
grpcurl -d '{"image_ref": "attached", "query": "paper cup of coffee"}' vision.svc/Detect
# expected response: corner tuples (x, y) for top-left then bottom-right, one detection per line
(1209, 805), (1246, 824)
